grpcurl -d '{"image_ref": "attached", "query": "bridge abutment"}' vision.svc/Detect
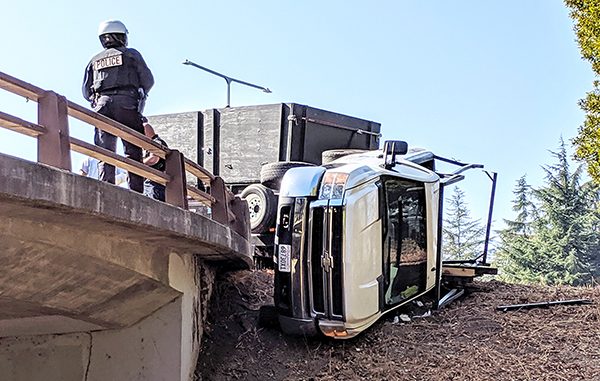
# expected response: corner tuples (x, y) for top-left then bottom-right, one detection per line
(0, 153), (250, 380)
(0, 255), (216, 381)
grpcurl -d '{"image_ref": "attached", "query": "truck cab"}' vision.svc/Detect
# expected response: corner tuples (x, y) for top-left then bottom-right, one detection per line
(272, 141), (495, 338)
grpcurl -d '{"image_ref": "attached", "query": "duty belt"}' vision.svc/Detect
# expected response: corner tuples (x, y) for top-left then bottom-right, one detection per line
(97, 88), (138, 98)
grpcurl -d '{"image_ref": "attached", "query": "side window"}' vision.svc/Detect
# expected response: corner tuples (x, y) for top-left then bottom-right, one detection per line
(383, 178), (428, 306)
(400, 186), (427, 263)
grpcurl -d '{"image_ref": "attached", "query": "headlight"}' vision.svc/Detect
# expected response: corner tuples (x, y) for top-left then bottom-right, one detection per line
(319, 172), (349, 200)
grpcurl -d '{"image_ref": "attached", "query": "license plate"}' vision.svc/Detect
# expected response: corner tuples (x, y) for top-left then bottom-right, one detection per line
(278, 244), (291, 272)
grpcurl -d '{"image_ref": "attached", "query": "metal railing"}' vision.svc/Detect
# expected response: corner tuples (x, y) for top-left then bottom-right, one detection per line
(0, 70), (249, 239)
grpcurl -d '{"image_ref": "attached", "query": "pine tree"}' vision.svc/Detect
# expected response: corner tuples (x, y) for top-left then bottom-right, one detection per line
(498, 139), (600, 285)
(534, 139), (597, 282)
(442, 187), (486, 260)
(503, 175), (535, 237)
(497, 176), (539, 283)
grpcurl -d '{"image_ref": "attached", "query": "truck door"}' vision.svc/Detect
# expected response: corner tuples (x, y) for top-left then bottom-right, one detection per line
(382, 177), (428, 307)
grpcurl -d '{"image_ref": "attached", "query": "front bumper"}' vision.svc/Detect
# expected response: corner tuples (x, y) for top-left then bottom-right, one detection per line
(279, 315), (319, 337)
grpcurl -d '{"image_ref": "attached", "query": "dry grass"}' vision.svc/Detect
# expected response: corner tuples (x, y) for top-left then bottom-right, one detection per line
(198, 271), (600, 381)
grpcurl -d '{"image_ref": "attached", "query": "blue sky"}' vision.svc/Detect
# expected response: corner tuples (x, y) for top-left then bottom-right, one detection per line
(0, 1), (593, 228)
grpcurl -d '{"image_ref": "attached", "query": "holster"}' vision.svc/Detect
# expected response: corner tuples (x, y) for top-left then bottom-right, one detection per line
(91, 93), (100, 109)
(137, 88), (146, 114)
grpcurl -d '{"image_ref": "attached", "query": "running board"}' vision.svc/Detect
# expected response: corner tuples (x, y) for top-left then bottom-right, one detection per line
(437, 288), (465, 309)
(442, 263), (498, 279)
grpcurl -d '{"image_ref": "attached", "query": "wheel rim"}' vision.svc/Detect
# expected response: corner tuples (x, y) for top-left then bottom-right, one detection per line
(245, 193), (262, 225)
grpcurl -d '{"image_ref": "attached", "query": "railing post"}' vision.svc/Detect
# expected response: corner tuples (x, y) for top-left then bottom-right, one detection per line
(165, 149), (188, 209)
(229, 196), (250, 239)
(209, 178), (250, 237)
(210, 176), (229, 225)
(37, 91), (71, 170)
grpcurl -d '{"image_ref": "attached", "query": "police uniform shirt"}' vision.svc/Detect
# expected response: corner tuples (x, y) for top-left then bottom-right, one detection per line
(82, 47), (154, 101)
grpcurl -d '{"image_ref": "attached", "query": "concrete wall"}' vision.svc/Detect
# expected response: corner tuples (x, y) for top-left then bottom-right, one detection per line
(147, 112), (200, 166)
(0, 300), (181, 381)
(0, 254), (215, 381)
(168, 254), (215, 381)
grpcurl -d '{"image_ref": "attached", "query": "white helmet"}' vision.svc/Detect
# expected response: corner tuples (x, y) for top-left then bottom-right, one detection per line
(98, 20), (128, 36)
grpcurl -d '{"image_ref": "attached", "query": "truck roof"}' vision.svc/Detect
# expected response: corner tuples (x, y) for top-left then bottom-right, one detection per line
(325, 148), (440, 187)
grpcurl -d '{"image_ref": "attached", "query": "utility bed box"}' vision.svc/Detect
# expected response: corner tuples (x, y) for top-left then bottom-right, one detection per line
(149, 103), (381, 265)
(204, 103), (381, 187)
(149, 103), (381, 189)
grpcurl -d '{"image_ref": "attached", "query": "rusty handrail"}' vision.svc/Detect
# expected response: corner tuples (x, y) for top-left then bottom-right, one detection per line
(70, 137), (169, 184)
(67, 101), (167, 158)
(186, 185), (215, 206)
(0, 111), (46, 137)
(0, 71), (45, 102)
(184, 157), (215, 186)
(0, 70), (249, 239)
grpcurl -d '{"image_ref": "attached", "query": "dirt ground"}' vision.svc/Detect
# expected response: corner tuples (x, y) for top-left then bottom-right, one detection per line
(197, 270), (600, 381)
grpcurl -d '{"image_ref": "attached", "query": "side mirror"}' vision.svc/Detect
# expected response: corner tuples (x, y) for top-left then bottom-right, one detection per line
(383, 140), (408, 169)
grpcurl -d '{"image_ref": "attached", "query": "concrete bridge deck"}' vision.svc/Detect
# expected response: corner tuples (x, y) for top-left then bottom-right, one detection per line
(0, 152), (252, 380)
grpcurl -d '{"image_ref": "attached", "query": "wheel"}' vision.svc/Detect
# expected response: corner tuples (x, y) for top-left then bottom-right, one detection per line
(257, 305), (279, 328)
(253, 246), (274, 270)
(240, 184), (278, 233)
(260, 161), (315, 190)
(321, 149), (368, 164)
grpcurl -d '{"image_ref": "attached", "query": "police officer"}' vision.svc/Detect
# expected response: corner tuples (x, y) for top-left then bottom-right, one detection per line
(142, 121), (168, 201)
(82, 20), (154, 193)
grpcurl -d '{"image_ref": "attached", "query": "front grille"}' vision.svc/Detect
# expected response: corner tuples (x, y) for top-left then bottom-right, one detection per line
(309, 204), (344, 320)
(330, 206), (344, 317)
(310, 207), (325, 314)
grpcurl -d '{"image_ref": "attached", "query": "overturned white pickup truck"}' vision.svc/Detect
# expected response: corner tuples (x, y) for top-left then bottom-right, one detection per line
(270, 141), (497, 339)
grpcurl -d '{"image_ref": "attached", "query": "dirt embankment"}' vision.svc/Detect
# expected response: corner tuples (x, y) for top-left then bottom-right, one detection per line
(197, 270), (600, 381)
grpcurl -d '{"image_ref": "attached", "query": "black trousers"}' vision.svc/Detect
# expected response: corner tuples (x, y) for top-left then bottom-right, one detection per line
(93, 94), (144, 193)
(144, 179), (166, 202)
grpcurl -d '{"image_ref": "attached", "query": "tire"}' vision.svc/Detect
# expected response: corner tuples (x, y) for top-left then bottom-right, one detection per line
(240, 184), (278, 233)
(253, 246), (274, 270)
(260, 161), (315, 190)
(257, 305), (279, 328)
(321, 149), (368, 164)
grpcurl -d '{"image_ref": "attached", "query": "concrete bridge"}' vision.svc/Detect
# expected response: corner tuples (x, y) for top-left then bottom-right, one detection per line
(0, 71), (252, 380)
